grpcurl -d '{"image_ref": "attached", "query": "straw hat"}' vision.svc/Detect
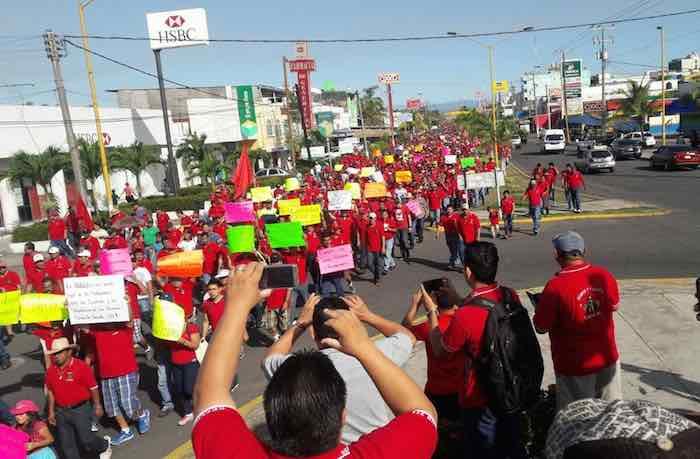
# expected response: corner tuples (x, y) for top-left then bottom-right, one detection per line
(47, 337), (76, 355)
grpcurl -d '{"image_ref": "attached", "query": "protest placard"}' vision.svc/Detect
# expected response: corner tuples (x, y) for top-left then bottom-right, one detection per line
(317, 244), (355, 275)
(251, 186), (274, 203)
(226, 225), (255, 253)
(346, 167), (360, 176)
(291, 204), (322, 226)
(224, 201), (255, 223)
(0, 290), (20, 326)
(64, 275), (129, 325)
(152, 297), (186, 341)
(383, 155), (394, 164)
(266, 222), (306, 248)
(19, 293), (68, 324)
(334, 164), (344, 172)
(412, 154), (424, 164)
(415, 144), (424, 152)
(327, 190), (352, 211)
(364, 182), (387, 199)
(285, 177), (300, 192)
(395, 170), (413, 183)
(406, 200), (425, 218)
(445, 154), (457, 164)
(344, 182), (361, 200)
(461, 157), (476, 168)
(99, 248), (133, 276)
(0, 424), (29, 459)
(277, 198), (301, 216)
(157, 250), (204, 278)
(360, 166), (375, 178)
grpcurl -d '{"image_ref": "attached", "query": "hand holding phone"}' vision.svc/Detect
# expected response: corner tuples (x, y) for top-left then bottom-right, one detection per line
(259, 264), (299, 290)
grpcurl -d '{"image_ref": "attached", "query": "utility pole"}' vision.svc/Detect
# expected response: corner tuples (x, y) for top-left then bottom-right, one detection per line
(153, 49), (180, 193)
(530, 71), (538, 135)
(658, 26), (666, 146)
(356, 90), (369, 157)
(561, 50), (571, 143)
(386, 83), (396, 151)
(295, 83), (312, 160)
(595, 26), (612, 135)
(43, 30), (88, 204)
(282, 57), (296, 170)
(487, 45), (502, 212)
(545, 85), (552, 130)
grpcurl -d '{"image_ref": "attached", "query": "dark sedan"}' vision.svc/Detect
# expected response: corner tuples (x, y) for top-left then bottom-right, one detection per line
(650, 145), (700, 170)
(610, 139), (643, 159)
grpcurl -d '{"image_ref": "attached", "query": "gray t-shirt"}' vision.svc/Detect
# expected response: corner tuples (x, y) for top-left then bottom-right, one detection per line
(262, 332), (413, 444)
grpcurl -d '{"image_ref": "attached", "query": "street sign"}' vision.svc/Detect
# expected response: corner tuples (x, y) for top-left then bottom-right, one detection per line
(563, 59), (583, 115)
(146, 8), (209, 50)
(294, 41), (309, 58)
(288, 59), (316, 72)
(378, 72), (400, 85)
(492, 80), (509, 93)
(406, 98), (423, 110)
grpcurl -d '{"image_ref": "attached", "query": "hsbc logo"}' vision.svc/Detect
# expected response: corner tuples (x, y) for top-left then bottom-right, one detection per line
(165, 15), (185, 28)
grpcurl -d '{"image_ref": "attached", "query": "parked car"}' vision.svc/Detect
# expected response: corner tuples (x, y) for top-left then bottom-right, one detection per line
(255, 168), (289, 178)
(511, 135), (522, 149)
(541, 129), (566, 154)
(610, 138), (643, 159)
(575, 146), (615, 173)
(575, 137), (596, 153)
(624, 131), (656, 148)
(649, 145), (700, 170)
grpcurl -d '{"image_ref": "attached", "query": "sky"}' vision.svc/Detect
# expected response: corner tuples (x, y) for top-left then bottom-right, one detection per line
(1, 0), (699, 110)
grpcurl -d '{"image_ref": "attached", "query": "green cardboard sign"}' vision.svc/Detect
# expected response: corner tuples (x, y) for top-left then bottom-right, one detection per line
(227, 225), (255, 254)
(460, 157), (476, 168)
(266, 222), (306, 249)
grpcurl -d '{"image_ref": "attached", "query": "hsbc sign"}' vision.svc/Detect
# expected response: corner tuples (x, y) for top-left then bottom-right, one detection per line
(146, 8), (209, 50)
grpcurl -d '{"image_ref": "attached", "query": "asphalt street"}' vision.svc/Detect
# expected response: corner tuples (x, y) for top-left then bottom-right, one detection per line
(2, 137), (699, 458)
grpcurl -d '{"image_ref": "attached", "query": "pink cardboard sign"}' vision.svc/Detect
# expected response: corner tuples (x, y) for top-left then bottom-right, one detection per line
(0, 423), (29, 459)
(225, 201), (255, 223)
(412, 154), (424, 164)
(317, 244), (355, 275)
(406, 200), (424, 218)
(99, 248), (133, 276)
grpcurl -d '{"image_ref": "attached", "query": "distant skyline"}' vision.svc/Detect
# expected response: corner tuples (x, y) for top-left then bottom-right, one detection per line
(2, 1), (699, 110)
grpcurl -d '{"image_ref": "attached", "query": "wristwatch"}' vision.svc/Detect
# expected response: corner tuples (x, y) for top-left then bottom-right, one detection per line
(427, 308), (438, 316)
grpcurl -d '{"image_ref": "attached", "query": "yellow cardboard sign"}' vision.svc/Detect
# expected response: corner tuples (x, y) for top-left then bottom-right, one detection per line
(0, 290), (21, 325)
(415, 144), (424, 152)
(360, 167), (376, 178)
(492, 80), (509, 93)
(284, 178), (300, 192)
(383, 155), (395, 164)
(395, 170), (413, 183)
(344, 182), (361, 200)
(291, 204), (322, 226)
(334, 164), (344, 172)
(372, 148), (382, 157)
(277, 198), (301, 216)
(251, 186), (274, 203)
(364, 182), (387, 199)
(152, 297), (186, 341)
(19, 293), (68, 324)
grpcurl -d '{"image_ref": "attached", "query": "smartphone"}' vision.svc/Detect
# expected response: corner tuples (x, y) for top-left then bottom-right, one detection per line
(422, 278), (447, 294)
(259, 264), (299, 290)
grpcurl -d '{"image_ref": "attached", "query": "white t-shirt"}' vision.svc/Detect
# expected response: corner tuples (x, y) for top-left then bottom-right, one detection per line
(132, 267), (152, 300)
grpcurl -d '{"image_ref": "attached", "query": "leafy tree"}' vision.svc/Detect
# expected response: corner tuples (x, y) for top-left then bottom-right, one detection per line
(0, 146), (68, 201)
(110, 141), (164, 196)
(176, 132), (222, 188)
(360, 86), (386, 127)
(615, 81), (654, 126)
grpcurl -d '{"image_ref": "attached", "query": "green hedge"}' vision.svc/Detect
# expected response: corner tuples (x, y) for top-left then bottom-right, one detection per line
(135, 193), (210, 212)
(12, 222), (48, 243)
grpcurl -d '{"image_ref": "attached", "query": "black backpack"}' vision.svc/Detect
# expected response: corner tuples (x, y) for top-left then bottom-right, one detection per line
(469, 287), (544, 415)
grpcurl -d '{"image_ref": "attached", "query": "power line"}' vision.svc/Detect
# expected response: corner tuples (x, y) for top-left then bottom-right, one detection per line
(61, 8), (700, 44)
(608, 60), (659, 69)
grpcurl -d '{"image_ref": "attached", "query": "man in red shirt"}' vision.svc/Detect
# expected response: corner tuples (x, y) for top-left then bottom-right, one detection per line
(500, 190), (516, 239)
(427, 186), (446, 227)
(0, 258), (22, 292)
(457, 204), (481, 247)
(72, 249), (95, 277)
(46, 246), (71, 292)
(533, 231), (621, 411)
(191, 263), (438, 459)
(565, 164), (585, 213)
(439, 205), (463, 270)
(523, 179), (543, 235)
(163, 278), (195, 317)
(200, 232), (224, 284)
(103, 229), (128, 250)
(45, 338), (111, 459)
(26, 253), (49, 293)
(48, 209), (74, 257)
(22, 242), (38, 279)
(78, 230), (100, 260)
(427, 241), (527, 458)
(156, 209), (171, 235)
(545, 162), (559, 204)
(365, 213), (385, 285)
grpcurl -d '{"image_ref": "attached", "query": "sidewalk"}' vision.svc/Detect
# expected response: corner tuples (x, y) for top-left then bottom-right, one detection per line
(178, 278), (700, 457)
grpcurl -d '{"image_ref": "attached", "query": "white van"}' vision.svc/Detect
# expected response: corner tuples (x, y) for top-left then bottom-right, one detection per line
(541, 129), (566, 154)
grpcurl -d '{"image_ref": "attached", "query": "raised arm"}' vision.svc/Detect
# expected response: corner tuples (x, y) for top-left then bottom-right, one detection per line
(343, 295), (416, 345)
(264, 294), (319, 359)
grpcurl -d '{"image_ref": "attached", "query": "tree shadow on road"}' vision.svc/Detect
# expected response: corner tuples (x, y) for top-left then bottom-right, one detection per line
(0, 372), (45, 397)
(621, 362), (700, 405)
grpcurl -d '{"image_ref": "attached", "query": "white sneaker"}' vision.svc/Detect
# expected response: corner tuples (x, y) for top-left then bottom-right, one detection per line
(178, 413), (194, 426)
(91, 422), (99, 432)
(99, 436), (112, 459)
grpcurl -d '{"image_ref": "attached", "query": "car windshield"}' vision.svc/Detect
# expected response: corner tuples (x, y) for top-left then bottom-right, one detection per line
(591, 150), (610, 158)
(546, 135), (564, 141)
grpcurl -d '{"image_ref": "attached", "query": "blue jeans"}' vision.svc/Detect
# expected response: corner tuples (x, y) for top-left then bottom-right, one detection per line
(320, 273), (345, 296)
(289, 279), (310, 321)
(430, 209), (441, 226)
(530, 206), (541, 234)
(50, 239), (74, 258)
(445, 234), (464, 267)
(462, 408), (527, 459)
(156, 348), (174, 409)
(565, 189), (573, 210)
(367, 251), (382, 283)
(571, 188), (582, 211)
(384, 239), (395, 270)
(504, 213), (513, 235)
(413, 217), (424, 242)
(0, 331), (10, 364)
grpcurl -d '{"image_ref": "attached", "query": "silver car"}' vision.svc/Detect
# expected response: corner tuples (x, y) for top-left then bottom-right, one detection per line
(575, 146), (615, 173)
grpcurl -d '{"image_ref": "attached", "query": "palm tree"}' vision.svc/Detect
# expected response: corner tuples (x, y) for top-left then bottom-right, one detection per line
(615, 81), (654, 127)
(176, 132), (221, 187)
(75, 138), (107, 210)
(110, 141), (164, 196)
(0, 146), (68, 199)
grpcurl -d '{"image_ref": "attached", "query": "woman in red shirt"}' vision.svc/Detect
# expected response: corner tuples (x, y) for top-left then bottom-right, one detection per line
(10, 399), (57, 458)
(381, 209), (397, 273)
(168, 320), (201, 426)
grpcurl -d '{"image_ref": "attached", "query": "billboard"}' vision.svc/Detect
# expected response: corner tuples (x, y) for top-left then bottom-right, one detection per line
(236, 86), (258, 139)
(146, 8), (209, 50)
(492, 80), (509, 93)
(315, 112), (335, 138)
(187, 94), (259, 144)
(563, 59), (583, 115)
(406, 98), (424, 110)
(378, 73), (400, 85)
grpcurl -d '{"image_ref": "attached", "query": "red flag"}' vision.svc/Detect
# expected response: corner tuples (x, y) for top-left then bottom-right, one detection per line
(232, 141), (254, 199)
(75, 195), (94, 232)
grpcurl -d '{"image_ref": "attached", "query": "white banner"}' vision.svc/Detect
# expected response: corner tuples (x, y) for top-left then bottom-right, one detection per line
(63, 275), (129, 325)
(445, 154), (457, 164)
(327, 190), (353, 211)
(458, 171), (505, 191)
(146, 8), (209, 50)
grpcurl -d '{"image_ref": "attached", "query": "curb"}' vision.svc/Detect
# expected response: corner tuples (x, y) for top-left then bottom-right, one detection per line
(509, 160), (607, 201)
(163, 276), (695, 459)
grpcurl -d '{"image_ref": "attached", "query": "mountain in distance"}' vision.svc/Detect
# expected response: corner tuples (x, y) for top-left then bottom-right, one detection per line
(427, 99), (477, 113)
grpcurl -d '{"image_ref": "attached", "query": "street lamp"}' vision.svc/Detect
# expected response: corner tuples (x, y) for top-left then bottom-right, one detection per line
(78, 0), (113, 211)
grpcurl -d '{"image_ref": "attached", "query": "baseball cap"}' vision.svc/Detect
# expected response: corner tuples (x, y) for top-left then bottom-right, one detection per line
(9, 400), (40, 416)
(369, 212), (377, 219)
(552, 231), (585, 254)
(33, 253), (45, 262)
(77, 249), (91, 257)
(215, 269), (230, 279)
(48, 246), (60, 254)
(462, 203), (469, 209)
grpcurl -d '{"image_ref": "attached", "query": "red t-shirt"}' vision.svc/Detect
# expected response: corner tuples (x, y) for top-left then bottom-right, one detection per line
(568, 170), (585, 190)
(427, 190), (445, 210)
(336, 215), (354, 245)
(0, 270), (21, 292)
(157, 212), (171, 233)
(411, 315), (465, 396)
(23, 253), (36, 277)
(26, 268), (47, 292)
(457, 213), (480, 243)
(201, 297), (225, 332)
(213, 223), (227, 240)
(488, 209), (500, 226)
(383, 217), (397, 239)
(442, 284), (518, 408)
(72, 260), (94, 277)
(366, 222), (384, 252)
(266, 288), (288, 311)
(46, 256), (72, 284)
(164, 282), (195, 317)
(501, 196), (515, 215)
(45, 357), (98, 407)
(282, 251), (308, 284)
(394, 210), (409, 230)
(192, 406), (437, 459)
(440, 213), (460, 236)
(126, 282), (141, 320)
(169, 323), (199, 365)
(80, 236), (101, 260)
(103, 236), (128, 250)
(209, 204), (225, 220)
(48, 218), (66, 240)
(305, 231), (321, 255)
(202, 242), (224, 275)
(91, 326), (138, 379)
(525, 188), (542, 207)
(533, 263), (620, 376)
